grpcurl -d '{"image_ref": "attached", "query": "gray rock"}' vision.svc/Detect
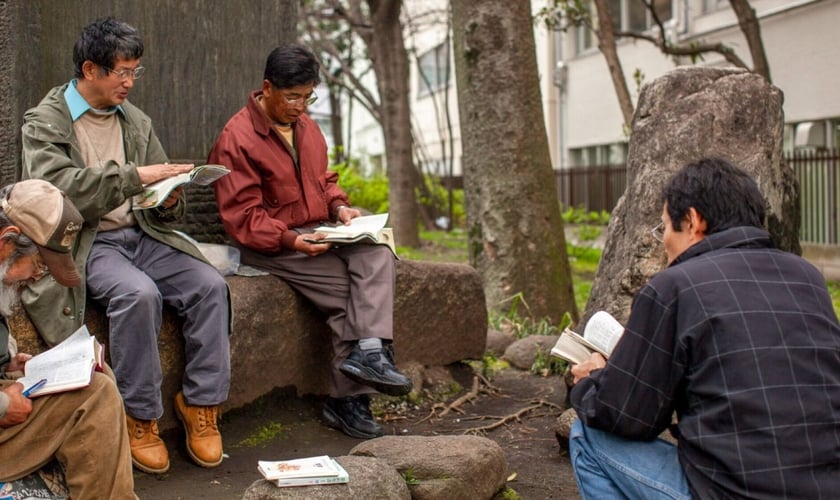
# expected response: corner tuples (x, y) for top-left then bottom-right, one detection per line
(485, 328), (515, 357)
(241, 456), (409, 500)
(584, 67), (798, 325)
(12, 260), (488, 431)
(555, 407), (578, 444)
(350, 435), (507, 500)
(502, 335), (559, 370)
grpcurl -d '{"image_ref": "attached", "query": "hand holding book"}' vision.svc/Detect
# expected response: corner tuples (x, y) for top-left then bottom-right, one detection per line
(550, 311), (624, 365)
(16, 325), (103, 398)
(133, 164), (230, 209)
(309, 213), (396, 256)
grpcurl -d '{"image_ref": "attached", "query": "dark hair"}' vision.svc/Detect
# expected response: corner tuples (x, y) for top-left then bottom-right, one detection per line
(659, 158), (767, 234)
(263, 45), (321, 89)
(73, 17), (144, 78)
(0, 185), (39, 259)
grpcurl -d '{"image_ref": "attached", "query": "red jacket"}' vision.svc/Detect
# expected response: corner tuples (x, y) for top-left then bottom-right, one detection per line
(209, 91), (348, 253)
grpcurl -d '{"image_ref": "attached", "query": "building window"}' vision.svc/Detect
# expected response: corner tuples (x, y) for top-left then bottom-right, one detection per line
(417, 43), (450, 98)
(575, 0), (673, 55)
(702, 0), (728, 14)
(569, 142), (628, 167)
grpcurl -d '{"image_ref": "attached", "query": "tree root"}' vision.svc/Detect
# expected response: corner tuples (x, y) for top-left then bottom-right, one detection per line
(415, 373), (501, 424)
(463, 399), (564, 435)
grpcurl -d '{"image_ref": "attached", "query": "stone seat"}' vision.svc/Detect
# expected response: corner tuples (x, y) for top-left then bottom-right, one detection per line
(10, 260), (487, 431)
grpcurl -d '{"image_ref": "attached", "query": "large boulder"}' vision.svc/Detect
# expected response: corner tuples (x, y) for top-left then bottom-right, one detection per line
(349, 435), (508, 500)
(584, 67), (799, 325)
(10, 260), (487, 431)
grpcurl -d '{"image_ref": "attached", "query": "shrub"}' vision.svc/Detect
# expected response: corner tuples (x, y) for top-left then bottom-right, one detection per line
(331, 159), (389, 214)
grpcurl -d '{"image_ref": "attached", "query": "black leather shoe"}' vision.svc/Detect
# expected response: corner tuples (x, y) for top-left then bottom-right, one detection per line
(339, 343), (413, 396)
(322, 395), (384, 439)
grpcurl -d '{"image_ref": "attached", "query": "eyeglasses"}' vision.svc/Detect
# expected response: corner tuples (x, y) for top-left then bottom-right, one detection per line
(30, 254), (49, 280)
(105, 65), (145, 81)
(650, 222), (664, 243)
(280, 90), (318, 107)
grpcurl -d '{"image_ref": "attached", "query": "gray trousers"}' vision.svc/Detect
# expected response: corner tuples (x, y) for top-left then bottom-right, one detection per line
(239, 243), (395, 398)
(87, 227), (230, 420)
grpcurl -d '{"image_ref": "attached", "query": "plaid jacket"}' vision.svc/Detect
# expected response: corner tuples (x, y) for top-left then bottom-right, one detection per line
(571, 226), (840, 499)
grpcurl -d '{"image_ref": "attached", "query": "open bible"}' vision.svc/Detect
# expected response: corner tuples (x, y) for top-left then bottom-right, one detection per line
(133, 164), (230, 209)
(307, 213), (396, 255)
(550, 310), (624, 365)
(17, 325), (104, 397)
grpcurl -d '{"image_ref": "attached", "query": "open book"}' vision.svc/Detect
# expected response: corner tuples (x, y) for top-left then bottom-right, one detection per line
(308, 213), (396, 255)
(258, 455), (349, 487)
(550, 311), (624, 365)
(133, 164), (230, 209)
(17, 325), (103, 398)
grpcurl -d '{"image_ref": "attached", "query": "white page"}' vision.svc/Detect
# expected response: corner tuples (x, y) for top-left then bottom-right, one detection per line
(315, 213), (389, 236)
(18, 326), (95, 394)
(582, 311), (624, 356)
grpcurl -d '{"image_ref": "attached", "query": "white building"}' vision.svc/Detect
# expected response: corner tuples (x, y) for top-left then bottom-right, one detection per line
(555, 0), (840, 169)
(343, 0), (839, 175)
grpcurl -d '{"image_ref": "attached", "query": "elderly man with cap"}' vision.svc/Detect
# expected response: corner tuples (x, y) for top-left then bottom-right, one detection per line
(0, 180), (136, 498)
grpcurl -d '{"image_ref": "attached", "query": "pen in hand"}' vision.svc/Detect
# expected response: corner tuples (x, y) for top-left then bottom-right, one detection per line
(22, 378), (48, 398)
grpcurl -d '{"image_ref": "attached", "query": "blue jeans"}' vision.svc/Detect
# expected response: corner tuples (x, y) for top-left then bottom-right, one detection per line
(569, 419), (692, 500)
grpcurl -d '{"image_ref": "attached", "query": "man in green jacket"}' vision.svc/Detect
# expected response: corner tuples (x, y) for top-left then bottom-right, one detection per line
(20, 17), (230, 474)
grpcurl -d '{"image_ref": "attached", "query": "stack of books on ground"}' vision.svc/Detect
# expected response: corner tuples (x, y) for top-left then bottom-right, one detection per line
(257, 455), (349, 488)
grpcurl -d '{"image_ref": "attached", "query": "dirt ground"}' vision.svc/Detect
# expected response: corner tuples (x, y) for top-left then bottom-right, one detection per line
(133, 364), (580, 499)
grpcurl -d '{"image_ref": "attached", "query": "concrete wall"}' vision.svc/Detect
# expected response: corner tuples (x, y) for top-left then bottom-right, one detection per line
(0, 1), (297, 241)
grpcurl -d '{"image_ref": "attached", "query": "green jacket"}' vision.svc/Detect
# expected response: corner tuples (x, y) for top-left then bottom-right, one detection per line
(20, 83), (208, 345)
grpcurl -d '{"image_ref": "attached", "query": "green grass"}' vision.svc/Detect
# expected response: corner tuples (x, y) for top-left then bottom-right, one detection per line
(397, 229), (469, 262)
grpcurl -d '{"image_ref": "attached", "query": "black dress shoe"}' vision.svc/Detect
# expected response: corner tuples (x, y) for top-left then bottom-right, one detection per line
(322, 395), (384, 439)
(339, 343), (413, 396)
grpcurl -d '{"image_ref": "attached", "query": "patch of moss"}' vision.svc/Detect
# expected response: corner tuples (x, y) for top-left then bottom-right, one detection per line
(234, 421), (288, 448)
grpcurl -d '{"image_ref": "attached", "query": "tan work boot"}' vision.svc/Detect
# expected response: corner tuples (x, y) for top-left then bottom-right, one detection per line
(174, 391), (223, 467)
(126, 414), (170, 474)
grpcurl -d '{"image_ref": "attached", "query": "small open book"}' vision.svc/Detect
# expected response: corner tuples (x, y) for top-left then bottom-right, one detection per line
(17, 325), (104, 397)
(550, 311), (624, 365)
(133, 164), (230, 209)
(308, 213), (396, 255)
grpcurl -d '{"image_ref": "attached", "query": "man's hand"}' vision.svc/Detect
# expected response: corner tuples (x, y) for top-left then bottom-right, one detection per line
(570, 352), (607, 385)
(6, 353), (31, 373)
(0, 383), (33, 427)
(136, 163), (194, 185)
(293, 233), (333, 256)
(336, 206), (362, 225)
(159, 186), (184, 209)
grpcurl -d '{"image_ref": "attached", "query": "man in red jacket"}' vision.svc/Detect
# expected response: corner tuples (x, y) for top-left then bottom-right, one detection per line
(209, 44), (411, 439)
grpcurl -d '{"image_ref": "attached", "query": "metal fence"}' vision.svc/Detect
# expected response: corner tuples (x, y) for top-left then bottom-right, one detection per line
(556, 149), (840, 245)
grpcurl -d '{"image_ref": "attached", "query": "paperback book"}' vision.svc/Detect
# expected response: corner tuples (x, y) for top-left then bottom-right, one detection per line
(133, 164), (230, 209)
(550, 310), (624, 365)
(257, 455), (349, 488)
(17, 325), (103, 397)
(307, 213), (396, 255)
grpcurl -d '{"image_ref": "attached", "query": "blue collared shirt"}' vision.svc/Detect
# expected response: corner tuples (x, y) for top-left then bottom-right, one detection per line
(63, 79), (125, 122)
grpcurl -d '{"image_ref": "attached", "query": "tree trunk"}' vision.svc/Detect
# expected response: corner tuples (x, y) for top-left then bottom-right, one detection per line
(327, 84), (345, 164)
(592, 0), (635, 128)
(451, 0), (578, 324)
(365, 0), (421, 247)
(729, 0), (772, 82)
